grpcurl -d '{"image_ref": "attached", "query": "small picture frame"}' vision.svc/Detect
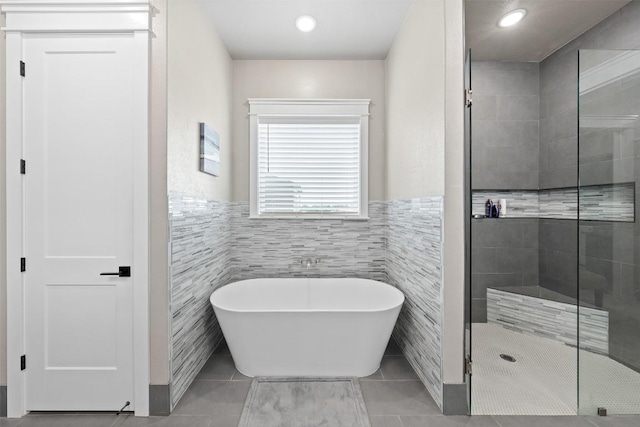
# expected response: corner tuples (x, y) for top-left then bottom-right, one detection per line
(200, 122), (220, 177)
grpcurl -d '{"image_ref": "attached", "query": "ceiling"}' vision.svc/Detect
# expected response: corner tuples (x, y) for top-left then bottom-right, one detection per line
(202, 0), (414, 60)
(466, 0), (631, 62)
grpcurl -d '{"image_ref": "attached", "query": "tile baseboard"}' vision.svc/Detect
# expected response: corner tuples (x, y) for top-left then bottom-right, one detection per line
(149, 384), (171, 416)
(442, 383), (468, 415)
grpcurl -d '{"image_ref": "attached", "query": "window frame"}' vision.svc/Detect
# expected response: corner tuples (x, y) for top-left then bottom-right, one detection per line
(249, 99), (370, 219)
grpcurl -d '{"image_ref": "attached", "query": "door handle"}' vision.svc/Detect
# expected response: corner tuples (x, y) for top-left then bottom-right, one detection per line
(100, 266), (131, 277)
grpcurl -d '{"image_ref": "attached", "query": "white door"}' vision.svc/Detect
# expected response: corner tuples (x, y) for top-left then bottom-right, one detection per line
(23, 35), (136, 411)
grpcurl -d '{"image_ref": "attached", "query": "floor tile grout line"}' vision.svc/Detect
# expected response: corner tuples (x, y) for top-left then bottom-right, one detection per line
(584, 417), (600, 427)
(491, 414), (505, 427)
(373, 412), (440, 417)
(109, 414), (125, 427)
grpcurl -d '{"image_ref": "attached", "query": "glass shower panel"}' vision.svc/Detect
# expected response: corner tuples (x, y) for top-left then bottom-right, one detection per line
(578, 49), (640, 416)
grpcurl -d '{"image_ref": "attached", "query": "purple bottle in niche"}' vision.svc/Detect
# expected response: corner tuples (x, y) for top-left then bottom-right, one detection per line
(485, 199), (500, 218)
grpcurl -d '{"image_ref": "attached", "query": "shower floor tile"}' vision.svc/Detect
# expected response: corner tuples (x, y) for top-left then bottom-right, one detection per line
(472, 323), (640, 416)
(472, 323), (577, 415)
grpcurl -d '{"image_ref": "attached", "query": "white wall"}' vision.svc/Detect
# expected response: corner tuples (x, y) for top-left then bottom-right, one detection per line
(149, 0), (169, 385)
(443, 0), (466, 387)
(232, 60), (386, 202)
(151, 0), (235, 387)
(0, 12), (6, 387)
(385, 0), (466, 392)
(385, 0), (446, 200)
(167, 0), (233, 200)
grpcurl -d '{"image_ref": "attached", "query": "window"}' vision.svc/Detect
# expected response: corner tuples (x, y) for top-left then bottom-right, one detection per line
(249, 99), (370, 219)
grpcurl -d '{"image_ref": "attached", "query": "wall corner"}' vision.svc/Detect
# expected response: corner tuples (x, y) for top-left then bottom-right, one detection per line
(442, 0), (466, 387)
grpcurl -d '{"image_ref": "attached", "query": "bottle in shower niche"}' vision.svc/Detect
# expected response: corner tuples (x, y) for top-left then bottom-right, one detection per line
(485, 199), (500, 218)
(485, 199), (493, 217)
(498, 199), (506, 218)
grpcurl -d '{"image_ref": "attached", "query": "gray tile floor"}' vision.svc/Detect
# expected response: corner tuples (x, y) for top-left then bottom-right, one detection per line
(4, 339), (640, 426)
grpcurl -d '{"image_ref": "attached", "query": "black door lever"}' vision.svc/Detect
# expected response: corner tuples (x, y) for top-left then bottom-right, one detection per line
(100, 266), (131, 277)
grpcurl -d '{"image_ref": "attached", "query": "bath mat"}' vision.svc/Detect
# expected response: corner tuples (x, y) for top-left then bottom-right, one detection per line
(238, 377), (372, 427)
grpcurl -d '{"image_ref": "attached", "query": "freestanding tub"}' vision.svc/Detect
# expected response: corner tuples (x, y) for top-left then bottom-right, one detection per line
(210, 278), (404, 377)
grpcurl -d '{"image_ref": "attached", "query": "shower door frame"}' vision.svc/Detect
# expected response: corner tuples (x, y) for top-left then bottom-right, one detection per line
(464, 48), (473, 414)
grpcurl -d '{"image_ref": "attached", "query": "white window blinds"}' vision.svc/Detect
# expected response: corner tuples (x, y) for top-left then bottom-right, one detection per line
(258, 118), (361, 215)
(249, 99), (370, 219)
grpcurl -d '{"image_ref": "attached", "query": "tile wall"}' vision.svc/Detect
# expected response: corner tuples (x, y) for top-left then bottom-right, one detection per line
(471, 219), (538, 322)
(385, 197), (444, 408)
(471, 61), (540, 190)
(487, 288), (609, 355)
(539, 0), (640, 373)
(169, 195), (232, 408)
(538, 219), (578, 300)
(169, 195), (446, 409)
(229, 202), (386, 281)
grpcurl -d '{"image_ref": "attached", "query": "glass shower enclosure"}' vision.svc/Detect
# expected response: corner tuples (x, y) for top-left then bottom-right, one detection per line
(578, 49), (640, 415)
(467, 49), (640, 416)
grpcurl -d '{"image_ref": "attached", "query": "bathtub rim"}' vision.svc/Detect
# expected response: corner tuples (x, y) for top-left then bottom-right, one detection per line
(210, 277), (405, 314)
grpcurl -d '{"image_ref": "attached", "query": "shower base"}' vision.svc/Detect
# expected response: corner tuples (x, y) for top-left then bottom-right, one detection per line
(472, 323), (640, 415)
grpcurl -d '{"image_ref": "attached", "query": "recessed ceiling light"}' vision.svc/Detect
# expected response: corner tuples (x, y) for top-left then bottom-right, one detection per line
(296, 15), (316, 32)
(498, 9), (527, 28)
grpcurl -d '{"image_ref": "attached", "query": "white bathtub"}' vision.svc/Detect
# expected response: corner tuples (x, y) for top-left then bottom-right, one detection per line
(210, 278), (404, 377)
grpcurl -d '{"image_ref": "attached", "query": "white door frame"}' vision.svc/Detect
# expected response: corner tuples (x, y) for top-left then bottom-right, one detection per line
(1, 0), (152, 417)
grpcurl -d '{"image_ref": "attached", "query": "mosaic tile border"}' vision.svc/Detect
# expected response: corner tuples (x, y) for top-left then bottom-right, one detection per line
(487, 287), (609, 355)
(473, 183), (634, 222)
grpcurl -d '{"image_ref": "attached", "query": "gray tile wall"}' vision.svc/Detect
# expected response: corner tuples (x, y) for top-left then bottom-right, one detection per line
(169, 194), (232, 409)
(540, 1), (640, 190)
(471, 218), (539, 322)
(538, 0), (640, 372)
(229, 202), (386, 281)
(538, 219), (578, 300)
(470, 62), (542, 324)
(385, 197), (444, 409)
(579, 220), (640, 372)
(539, 49), (578, 189)
(471, 61), (540, 190)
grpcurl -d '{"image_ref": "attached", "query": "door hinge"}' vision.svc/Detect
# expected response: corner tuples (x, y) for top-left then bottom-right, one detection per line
(20, 355), (26, 371)
(20, 159), (26, 174)
(465, 357), (473, 375)
(20, 257), (26, 272)
(20, 61), (25, 77)
(465, 89), (473, 107)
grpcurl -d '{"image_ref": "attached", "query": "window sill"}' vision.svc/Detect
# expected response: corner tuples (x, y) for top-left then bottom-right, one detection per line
(249, 215), (370, 221)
